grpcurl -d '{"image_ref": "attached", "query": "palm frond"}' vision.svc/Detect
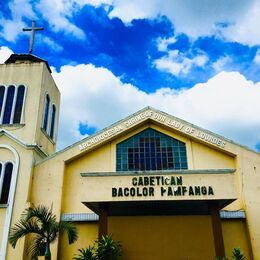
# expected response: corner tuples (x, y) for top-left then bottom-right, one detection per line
(9, 218), (44, 248)
(25, 205), (56, 225)
(26, 234), (46, 257)
(59, 221), (78, 244)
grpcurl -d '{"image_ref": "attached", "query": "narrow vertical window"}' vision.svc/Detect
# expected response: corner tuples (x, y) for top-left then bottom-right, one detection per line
(43, 94), (50, 131)
(50, 104), (56, 139)
(0, 162), (13, 204)
(3, 86), (15, 124)
(13, 85), (25, 123)
(0, 86), (5, 119)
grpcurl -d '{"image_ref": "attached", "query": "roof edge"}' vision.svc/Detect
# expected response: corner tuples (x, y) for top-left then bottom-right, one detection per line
(4, 54), (52, 73)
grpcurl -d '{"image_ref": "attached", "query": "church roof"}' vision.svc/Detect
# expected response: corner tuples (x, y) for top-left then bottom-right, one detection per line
(5, 54), (52, 73)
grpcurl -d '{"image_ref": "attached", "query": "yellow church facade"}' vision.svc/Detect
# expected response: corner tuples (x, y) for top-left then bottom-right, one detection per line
(0, 54), (260, 259)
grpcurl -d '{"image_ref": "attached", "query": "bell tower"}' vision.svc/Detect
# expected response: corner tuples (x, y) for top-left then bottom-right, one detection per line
(0, 54), (60, 156)
(0, 53), (60, 259)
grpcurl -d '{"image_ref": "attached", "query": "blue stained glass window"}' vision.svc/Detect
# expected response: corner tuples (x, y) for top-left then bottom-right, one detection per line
(43, 94), (50, 131)
(0, 86), (5, 117)
(3, 86), (15, 124)
(13, 85), (25, 123)
(0, 162), (13, 204)
(116, 128), (188, 171)
(50, 104), (56, 139)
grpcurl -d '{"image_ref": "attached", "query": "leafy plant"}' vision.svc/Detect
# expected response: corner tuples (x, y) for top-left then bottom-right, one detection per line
(9, 205), (78, 260)
(74, 235), (122, 260)
(96, 235), (122, 260)
(232, 248), (245, 260)
(73, 246), (97, 260)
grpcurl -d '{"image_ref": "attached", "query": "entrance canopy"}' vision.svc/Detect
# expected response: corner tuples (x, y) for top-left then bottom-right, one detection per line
(81, 169), (237, 216)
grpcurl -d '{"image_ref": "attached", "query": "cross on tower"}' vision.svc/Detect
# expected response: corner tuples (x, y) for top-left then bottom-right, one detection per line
(22, 21), (44, 54)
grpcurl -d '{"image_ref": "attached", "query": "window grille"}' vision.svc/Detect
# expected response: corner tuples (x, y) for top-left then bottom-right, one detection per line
(116, 128), (188, 171)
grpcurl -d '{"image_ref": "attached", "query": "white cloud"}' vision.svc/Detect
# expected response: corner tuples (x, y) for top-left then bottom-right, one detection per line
(212, 56), (233, 72)
(157, 37), (176, 52)
(106, 0), (260, 46)
(0, 0), (36, 42)
(41, 36), (64, 52)
(254, 50), (260, 64)
(154, 50), (208, 76)
(35, 0), (86, 40)
(0, 46), (13, 63)
(53, 64), (260, 151)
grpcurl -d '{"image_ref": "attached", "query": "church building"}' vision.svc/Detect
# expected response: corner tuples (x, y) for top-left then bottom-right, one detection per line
(0, 54), (260, 260)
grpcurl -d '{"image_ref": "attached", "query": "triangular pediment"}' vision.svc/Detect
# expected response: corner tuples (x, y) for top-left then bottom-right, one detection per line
(45, 106), (258, 164)
(77, 107), (229, 153)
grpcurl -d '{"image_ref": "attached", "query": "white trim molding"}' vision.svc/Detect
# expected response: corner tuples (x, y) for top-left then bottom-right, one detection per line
(0, 144), (20, 260)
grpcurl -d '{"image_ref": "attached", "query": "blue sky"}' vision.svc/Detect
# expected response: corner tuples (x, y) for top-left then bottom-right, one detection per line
(0, 0), (260, 151)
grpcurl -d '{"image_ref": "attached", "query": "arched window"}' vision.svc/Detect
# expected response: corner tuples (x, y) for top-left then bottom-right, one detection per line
(3, 86), (15, 124)
(0, 85), (26, 124)
(13, 85), (25, 123)
(0, 86), (5, 118)
(116, 128), (188, 171)
(43, 94), (50, 131)
(50, 104), (56, 139)
(0, 162), (13, 204)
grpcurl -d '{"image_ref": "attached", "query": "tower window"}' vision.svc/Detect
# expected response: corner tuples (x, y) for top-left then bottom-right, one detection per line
(43, 94), (50, 131)
(116, 128), (188, 171)
(0, 85), (26, 125)
(3, 86), (15, 124)
(0, 86), (5, 117)
(13, 85), (25, 123)
(42, 94), (57, 141)
(50, 104), (56, 139)
(0, 162), (13, 204)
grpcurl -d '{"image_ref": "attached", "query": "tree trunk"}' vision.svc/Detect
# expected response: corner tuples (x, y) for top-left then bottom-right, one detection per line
(45, 242), (51, 260)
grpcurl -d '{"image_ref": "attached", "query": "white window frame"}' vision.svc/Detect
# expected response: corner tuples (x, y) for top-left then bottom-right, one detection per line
(0, 160), (14, 205)
(0, 145), (20, 260)
(42, 93), (57, 142)
(0, 84), (27, 124)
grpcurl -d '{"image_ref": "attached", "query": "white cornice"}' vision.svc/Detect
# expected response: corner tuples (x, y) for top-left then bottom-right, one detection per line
(0, 129), (47, 158)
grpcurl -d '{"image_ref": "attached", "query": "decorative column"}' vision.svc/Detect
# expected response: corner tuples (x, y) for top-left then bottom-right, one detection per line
(210, 202), (225, 258)
(98, 203), (108, 240)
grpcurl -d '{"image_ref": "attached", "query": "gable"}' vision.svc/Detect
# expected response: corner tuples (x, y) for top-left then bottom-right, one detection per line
(38, 106), (258, 166)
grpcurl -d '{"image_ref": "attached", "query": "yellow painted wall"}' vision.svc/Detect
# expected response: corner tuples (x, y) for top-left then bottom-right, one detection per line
(62, 142), (112, 213)
(222, 219), (252, 259)
(108, 215), (215, 260)
(58, 222), (98, 260)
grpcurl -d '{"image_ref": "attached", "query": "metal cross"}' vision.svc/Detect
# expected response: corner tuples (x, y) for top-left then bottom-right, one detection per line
(22, 21), (44, 54)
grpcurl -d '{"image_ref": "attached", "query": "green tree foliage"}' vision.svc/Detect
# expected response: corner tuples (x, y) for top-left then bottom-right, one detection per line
(9, 205), (78, 260)
(232, 248), (246, 260)
(73, 246), (97, 260)
(74, 235), (122, 260)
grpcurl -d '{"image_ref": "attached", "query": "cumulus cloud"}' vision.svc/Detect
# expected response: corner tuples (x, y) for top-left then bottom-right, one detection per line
(35, 0), (86, 40)
(53, 63), (260, 151)
(106, 0), (260, 46)
(254, 50), (260, 64)
(0, 0), (36, 42)
(0, 46), (13, 63)
(154, 50), (208, 76)
(212, 56), (233, 72)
